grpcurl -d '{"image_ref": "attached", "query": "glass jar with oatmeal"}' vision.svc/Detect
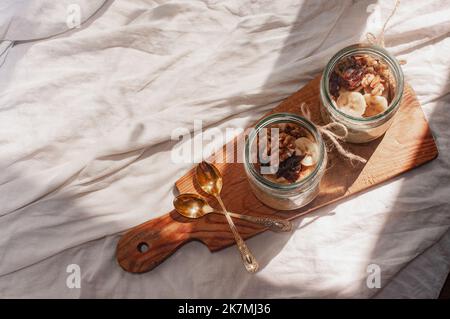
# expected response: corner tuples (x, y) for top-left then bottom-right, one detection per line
(320, 44), (404, 143)
(244, 113), (327, 210)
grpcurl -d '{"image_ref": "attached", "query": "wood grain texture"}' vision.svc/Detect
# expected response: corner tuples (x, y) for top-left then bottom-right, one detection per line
(117, 75), (438, 273)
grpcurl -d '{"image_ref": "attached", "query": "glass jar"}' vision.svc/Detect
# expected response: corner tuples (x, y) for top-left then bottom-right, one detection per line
(320, 44), (404, 143)
(244, 113), (327, 210)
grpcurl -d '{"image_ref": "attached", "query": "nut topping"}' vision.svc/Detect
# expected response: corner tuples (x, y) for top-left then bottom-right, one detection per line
(329, 53), (395, 118)
(257, 122), (319, 184)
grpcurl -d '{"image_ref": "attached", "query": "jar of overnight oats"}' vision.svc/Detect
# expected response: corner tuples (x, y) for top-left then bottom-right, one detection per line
(320, 44), (404, 143)
(244, 113), (327, 210)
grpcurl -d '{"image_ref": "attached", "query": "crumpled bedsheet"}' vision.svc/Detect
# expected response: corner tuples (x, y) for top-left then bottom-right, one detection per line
(0, 0), (449, 298)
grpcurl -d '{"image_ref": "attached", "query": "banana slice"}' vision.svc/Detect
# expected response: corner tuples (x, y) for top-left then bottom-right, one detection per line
(336, 91), (366, 117)
(363, 94), (388, 117)
(295, 137), (319, 166)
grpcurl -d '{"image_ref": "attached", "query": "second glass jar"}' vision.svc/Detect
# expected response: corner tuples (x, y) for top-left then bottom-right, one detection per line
(244, 113), (327, 210)
(319, 44), (404, 143)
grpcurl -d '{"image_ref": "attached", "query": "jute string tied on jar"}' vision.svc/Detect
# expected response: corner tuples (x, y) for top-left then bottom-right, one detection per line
(299, 103), (367, 165)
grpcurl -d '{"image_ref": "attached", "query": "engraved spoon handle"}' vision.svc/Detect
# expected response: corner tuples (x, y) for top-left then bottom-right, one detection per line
(216, 196), (259, 273)
(227, 212), (292, 232)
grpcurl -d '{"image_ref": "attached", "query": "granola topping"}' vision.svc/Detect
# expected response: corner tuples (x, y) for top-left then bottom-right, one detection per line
(257, 122), (319, 184)
(329, 54), (395, 118)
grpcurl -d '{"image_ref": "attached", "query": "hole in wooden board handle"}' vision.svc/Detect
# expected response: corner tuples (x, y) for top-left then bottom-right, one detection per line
(116, 212), (192, 273)
(137, 242), (149, 253)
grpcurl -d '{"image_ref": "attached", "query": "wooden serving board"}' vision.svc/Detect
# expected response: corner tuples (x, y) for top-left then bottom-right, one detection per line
(117, 75), (438, 273)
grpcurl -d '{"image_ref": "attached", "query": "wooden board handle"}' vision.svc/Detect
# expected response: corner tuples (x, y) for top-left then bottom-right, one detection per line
(116, 211), (194, 273)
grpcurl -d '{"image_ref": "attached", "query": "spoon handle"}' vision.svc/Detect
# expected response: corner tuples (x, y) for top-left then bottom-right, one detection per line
(228, 212), (292, 232)
(216, 196), (259, 273)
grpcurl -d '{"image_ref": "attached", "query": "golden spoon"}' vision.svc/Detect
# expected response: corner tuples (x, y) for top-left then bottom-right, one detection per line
(195, 161), (259, 273)
(174, 193), (292, 232)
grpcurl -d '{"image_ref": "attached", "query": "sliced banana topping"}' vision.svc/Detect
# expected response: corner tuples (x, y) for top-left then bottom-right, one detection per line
(363, 94), (388, 117)
(336, 91), (367, 117)
(294, 137), (319, 166)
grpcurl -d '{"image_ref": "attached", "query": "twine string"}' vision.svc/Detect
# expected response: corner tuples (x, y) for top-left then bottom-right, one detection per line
(299, 103), (367, 164)
(366, 0), (400, 47)
(365, 0), (406, 65)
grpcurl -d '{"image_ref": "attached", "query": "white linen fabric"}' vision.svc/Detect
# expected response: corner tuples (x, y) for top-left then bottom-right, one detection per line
(0, 0), (449, 298)
(0, 0), (107, 41)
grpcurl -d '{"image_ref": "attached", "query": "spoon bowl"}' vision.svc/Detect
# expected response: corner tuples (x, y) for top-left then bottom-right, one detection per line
(173, 193), (213, 219)
(196, 161), (223, 197)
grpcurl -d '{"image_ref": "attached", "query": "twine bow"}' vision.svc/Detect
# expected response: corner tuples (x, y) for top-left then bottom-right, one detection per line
(299, 103), (367, 164)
